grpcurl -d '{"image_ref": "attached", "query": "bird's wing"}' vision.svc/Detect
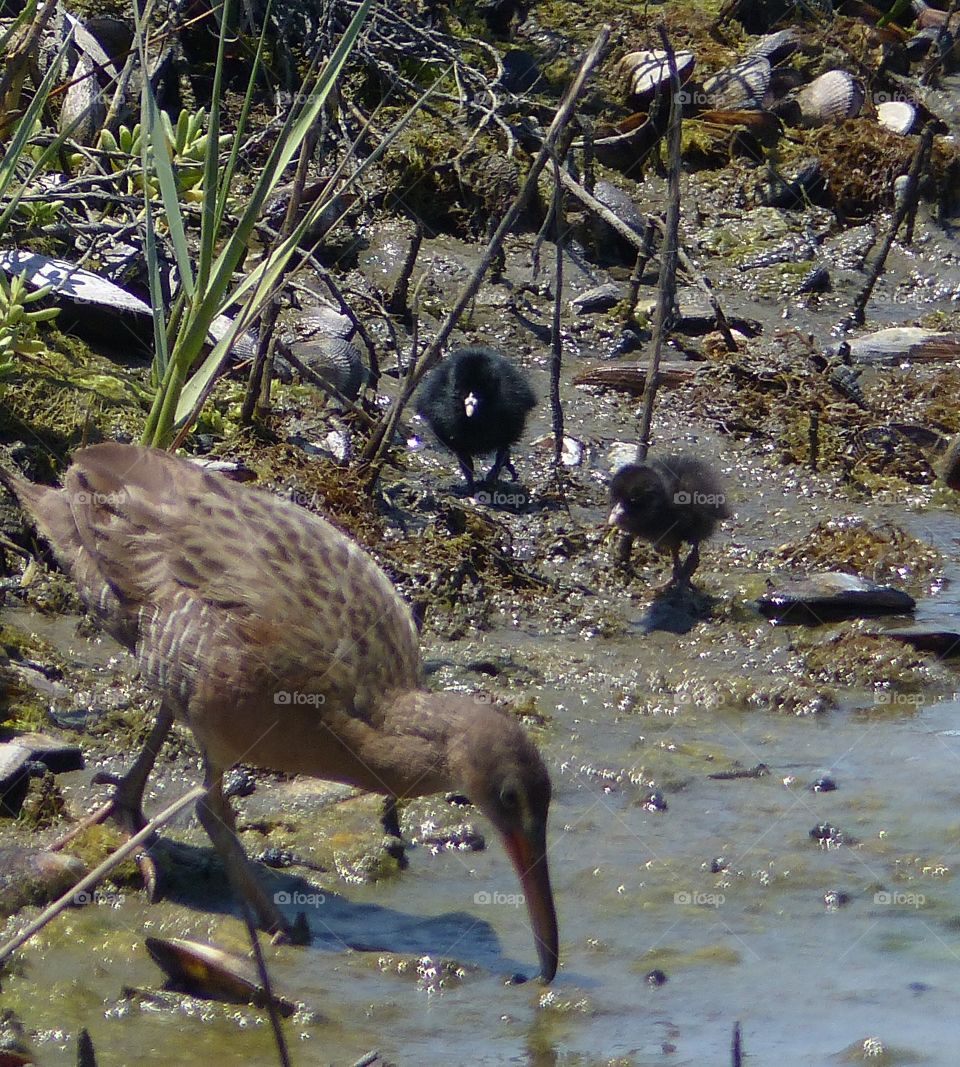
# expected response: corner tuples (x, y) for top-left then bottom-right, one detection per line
(59, 445), (421, 721)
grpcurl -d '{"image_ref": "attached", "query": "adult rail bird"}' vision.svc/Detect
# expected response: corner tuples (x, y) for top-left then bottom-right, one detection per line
(0, 444), (559, 981)
(415, 346), (537, 491)
(608, 454), (729, 587)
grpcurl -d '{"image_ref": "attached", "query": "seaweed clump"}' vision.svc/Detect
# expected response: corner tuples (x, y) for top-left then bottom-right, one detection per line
(776, 517), (939, 590)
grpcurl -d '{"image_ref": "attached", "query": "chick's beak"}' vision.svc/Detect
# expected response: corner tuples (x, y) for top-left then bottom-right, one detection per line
(464, 391), (478, 417)
(608, 502), (626, 527)
(501, 822), (559, 982)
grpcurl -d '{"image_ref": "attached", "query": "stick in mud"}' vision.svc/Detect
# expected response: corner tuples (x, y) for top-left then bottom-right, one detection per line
(849, 122), (936, 328)
(635, 25), (682, 464)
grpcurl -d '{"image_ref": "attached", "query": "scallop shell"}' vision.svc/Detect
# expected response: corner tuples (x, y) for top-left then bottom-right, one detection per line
(618, 49), (695, 102)
(877, 99), (917, 134)
(747, 28), (802, 64)
(703, 56), (771, 110)
(795, 70), (864, 126)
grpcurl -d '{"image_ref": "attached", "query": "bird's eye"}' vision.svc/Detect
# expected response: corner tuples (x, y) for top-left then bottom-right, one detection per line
(500, 785), (520, 811)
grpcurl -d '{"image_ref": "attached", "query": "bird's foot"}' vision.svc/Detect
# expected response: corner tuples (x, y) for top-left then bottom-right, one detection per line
(269, 911), (311, 947)
(381, 796), (409, 870)
(52, 768), (162, 899)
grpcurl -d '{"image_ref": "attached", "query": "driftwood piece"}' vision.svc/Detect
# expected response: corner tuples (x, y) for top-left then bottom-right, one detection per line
(574, 361), (699, 394)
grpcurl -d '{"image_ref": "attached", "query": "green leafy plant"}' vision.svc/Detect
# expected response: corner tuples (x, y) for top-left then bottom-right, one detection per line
(85, 108), (227, 202)
(0, 270), (60, 393)
(135, 0), (378, 446)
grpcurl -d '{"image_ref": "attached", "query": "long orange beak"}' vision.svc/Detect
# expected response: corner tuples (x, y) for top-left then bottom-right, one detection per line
(502, 825), (559, 982)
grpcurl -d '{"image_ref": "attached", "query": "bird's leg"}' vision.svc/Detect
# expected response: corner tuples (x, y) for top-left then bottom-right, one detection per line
(669, 545), (684, 585)
(53, 703), (175, 899)
(196, 761), (310, 946)
(677, 542), (701, 585)
(456, 452), (476, 492)
(381, 795), (408, 869)
(617, 533), (635, 564)
(484, 447), (516, 485)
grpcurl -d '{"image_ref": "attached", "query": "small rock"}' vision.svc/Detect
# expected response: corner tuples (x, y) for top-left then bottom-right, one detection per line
(570, 283), (622, 314)
(0, 847), (86, 916)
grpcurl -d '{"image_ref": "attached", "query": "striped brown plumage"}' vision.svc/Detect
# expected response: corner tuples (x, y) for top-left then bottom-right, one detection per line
(1, 444), (558, 981)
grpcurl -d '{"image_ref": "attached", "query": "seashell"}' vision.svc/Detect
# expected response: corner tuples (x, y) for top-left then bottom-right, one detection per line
(905, 24), (953, 61)
(768, 66), (806, 96)
(756, 572), (915, 624)
(747, 28), (802, 64)
(702, 56), (771, 110)
(795, 70), (864, 126)
(877, 99), (917, 134)
(827, 363), (866, 406)
(699, 108), (783, 146)
(881, 625), (960, 657)
(60, 55), (106, 146)
(145, 937), (300, 1015)
(591, 119), (660, 171)
(618, 49), (695, 103)
(501, 49), (541, 93)
(287, 335), (367, 401)
(281, 302), (353, 342)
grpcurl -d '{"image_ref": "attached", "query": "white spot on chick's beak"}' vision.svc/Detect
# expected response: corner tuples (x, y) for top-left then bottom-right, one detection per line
(608, 502), (626, 526)
(464, 391), (479, 417)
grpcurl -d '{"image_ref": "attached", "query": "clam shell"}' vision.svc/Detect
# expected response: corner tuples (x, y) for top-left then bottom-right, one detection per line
(795, 70), (864, 126)
(906, 24), (953, 60)
(756, 572), (915, 624)
(619, 49), (695, 102)
(145, 937), (299, 1015)
(703, 56), (771, 110)
(877, 99), (917, 134)
(747, 28), (802, 64)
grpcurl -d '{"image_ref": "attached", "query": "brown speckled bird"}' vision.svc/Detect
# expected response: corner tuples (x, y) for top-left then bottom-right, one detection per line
(0, 444), (558, 981)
